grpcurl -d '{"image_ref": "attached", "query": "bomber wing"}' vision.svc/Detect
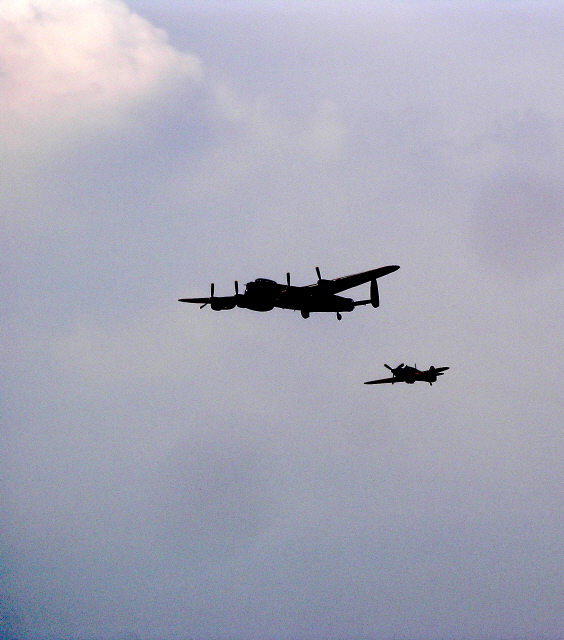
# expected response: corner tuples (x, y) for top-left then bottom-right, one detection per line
(178, 296), (211, 304)
(178, 295), (237, 310)
(312, 265), (400, 294)
(179, 281), (238, 310)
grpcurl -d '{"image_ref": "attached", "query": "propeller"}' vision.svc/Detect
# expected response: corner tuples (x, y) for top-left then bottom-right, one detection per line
(287, 272), (291, 287)
(384, 363), (403, 383)
(315, 266), (331, 289)
(384, 363), (405, 379)
(234, 280), (239, 295)
(200, 282), (214, 308)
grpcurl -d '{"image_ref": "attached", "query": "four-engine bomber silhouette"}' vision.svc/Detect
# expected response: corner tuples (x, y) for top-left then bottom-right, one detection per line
(179, 265), (399, 320)
(364, 363), (449, 386)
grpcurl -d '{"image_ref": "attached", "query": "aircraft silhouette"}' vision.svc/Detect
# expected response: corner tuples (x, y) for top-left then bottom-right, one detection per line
(364, 363), (449, 386)
(179, 265), (399, 320)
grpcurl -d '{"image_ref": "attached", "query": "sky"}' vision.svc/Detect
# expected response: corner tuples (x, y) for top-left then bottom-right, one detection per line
(2, 1), (564, 639)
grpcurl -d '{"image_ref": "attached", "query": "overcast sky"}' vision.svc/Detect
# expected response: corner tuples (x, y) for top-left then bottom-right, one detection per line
(3, 1), (564, 639)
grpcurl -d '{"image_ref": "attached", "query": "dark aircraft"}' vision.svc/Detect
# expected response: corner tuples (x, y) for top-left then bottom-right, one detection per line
(364, 363), (449, 386)
(179, 265), (399, 320)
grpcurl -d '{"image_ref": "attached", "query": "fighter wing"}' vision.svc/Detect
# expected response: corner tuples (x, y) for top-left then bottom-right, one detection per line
(364, 377), (396, 385)
(317, 265), (400, 294)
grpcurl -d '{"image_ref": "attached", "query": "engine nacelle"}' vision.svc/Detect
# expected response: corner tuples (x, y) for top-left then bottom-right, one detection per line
(210, 297), (236, 311)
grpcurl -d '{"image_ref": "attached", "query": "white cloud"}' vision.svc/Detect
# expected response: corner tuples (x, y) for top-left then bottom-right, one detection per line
(0, 0), (202, 150)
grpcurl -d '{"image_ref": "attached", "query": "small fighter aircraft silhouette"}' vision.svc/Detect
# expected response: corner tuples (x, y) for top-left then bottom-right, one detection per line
(179, 265), (399, 320)
(364, 363), (449, 386)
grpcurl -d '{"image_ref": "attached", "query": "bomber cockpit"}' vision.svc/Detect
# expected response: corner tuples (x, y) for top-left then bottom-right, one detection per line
(245, 278), (278, 293)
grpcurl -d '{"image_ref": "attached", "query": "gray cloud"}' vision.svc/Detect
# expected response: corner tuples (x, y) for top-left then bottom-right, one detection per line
(471, 170), (564, 276)
(489, 109), (556, 161)
(4, 1), (564, 639)
(152, 434), (275, 562)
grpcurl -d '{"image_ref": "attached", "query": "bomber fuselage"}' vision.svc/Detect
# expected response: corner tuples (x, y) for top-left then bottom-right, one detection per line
(240, 278), (355, 313)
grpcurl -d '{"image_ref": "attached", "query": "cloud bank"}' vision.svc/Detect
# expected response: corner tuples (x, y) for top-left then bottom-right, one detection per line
(0, 0), (202, 150)
(4, 2), (564, 639)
